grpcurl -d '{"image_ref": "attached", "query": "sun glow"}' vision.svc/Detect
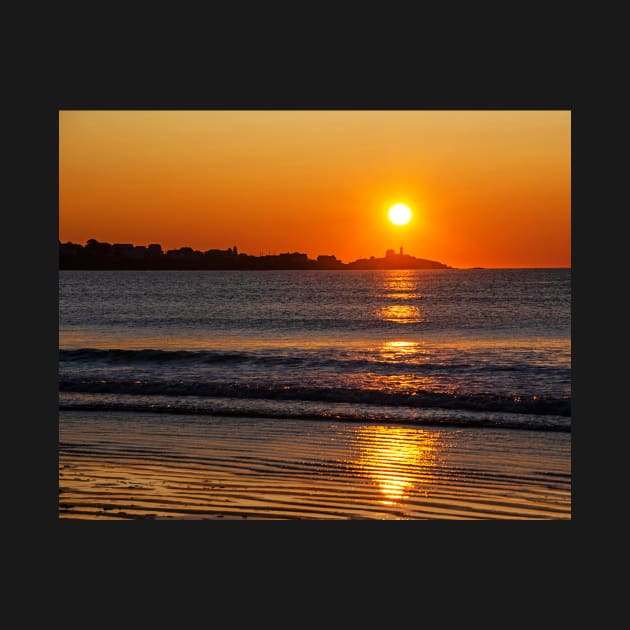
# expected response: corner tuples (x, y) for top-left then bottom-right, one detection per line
(388, 204), (412, 226)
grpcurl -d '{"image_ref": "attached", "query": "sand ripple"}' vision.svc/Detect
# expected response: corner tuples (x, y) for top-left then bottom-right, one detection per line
(59, 411), (571, 520)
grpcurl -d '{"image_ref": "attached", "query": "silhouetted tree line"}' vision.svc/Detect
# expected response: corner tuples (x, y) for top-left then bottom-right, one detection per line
(59, 239), (450, 270)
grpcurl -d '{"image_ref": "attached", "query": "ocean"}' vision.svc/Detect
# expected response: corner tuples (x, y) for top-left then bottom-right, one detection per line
(59, 268), (571, 430)
(59, 268), (571, 519)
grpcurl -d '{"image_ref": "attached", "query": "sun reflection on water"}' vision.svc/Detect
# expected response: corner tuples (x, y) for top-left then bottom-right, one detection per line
(382, 292), (423, 300)
(353, 425), (442, 506)
(377, 305), (423, 323)
(377, 271), (425, 324)
(380, 340), (420, 357)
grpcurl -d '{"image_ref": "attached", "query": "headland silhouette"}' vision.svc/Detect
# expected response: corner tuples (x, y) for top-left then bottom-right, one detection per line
(59, 239), (452, 270)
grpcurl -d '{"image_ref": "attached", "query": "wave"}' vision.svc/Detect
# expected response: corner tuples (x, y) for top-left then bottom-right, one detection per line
(59, 377), (571, 417)
(59, 348), (251, 364)
(59, 347), (567, 375)
(58, 399), (570, 432)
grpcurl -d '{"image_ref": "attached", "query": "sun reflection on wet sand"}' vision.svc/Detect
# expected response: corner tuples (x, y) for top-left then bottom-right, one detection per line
(353, 425), (443, 506)
(60, 413), (571, 520)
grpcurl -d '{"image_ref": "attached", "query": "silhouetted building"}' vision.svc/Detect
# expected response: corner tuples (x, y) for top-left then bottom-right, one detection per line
(279, 252), (308, 262)
(85, 239), (112, 256)
(59, 238), (451, 270)
(205, 248), (231, 256)
(316, 254), (343, 269)
(60, 242), (83, 256)
(112, 244), (135, 258)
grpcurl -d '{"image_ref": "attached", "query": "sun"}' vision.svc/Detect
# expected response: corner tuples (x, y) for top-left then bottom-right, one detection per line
(388, 203), (412, 226)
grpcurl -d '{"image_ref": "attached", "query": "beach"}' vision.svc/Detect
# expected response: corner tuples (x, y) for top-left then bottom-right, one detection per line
(59, 410), (571, 519)
(58, 110), (571, 522)
(59, 268), (571, 519)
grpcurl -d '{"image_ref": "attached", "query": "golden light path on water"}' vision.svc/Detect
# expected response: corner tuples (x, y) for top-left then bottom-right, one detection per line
(377, 304), (423, 323)
(377, 271), (424, 323)
(380, 340), (420, 357)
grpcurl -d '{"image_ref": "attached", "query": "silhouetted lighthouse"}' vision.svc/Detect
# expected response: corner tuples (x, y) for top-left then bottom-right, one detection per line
(400, 246), (403, 255)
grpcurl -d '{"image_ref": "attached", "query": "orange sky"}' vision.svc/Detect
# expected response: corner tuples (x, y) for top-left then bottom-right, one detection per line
(59, 110), (570, 268)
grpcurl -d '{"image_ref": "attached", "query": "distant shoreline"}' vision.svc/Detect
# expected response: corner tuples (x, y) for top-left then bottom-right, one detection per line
(59, 239), (452, 271)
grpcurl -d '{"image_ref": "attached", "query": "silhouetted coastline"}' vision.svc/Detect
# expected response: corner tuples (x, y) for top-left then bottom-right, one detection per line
(59, 240), (452, 270)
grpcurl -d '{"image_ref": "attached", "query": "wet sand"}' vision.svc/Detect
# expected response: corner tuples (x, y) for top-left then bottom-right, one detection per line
(59, 410), (571, 519)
